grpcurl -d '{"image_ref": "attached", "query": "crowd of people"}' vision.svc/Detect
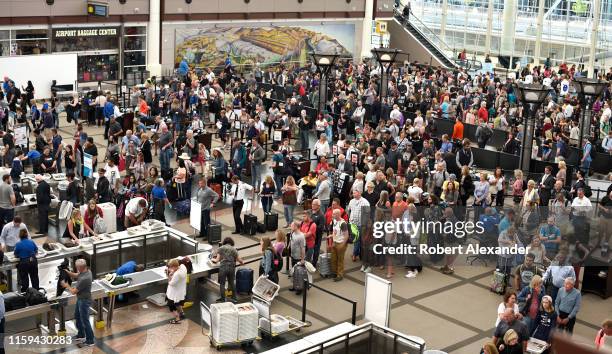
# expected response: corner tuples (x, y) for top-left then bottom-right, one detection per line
(1, 48), (612, 352)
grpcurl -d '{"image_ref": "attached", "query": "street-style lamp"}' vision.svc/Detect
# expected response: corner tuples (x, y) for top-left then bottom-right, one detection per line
(371, 47), (401, 99)
(573, 77), (608, 152)
(310, 52), (339, 116)
(513, 82), (550, 172)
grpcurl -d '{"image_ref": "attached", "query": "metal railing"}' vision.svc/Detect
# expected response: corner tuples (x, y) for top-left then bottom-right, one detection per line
(395, 9), (457, 67)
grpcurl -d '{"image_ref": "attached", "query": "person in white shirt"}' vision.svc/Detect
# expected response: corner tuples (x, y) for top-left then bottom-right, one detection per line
(602, 130), (612, 154)
(564, 103), (574, 119)
(330, 209), (349, 281)
(407, 178), (423, 204)
(125, 197), (148, 228)
(103, 159), (121, 192)
(352, 101), (366, 126)
(165, 258), (187, 324)
(389, 104), (402, 122)
(314, 134), (330, 158)
(228, 175), (253, 234)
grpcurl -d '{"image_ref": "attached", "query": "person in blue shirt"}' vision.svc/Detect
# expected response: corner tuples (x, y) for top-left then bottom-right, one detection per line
(539, 216), (561, 259)
(479, 207), (499, 237)
(13, 229), (39, 292)
(580, 138), (593, 175)
(178, 59), (189, 77)
(151, 178), (169, 222)
(498, 209), (516, 234)
(116, 260), (144, 276)
(439, 134), (453, 154)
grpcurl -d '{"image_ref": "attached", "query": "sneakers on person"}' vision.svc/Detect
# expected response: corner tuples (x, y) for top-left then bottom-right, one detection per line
(360, 265), (366, 272)
(405, 271), (416, 278)
(333, 276), (343, 282)
(78, 342), (95, 348)
(412, 270), (419, 277)
(363, 266), (372, 273)
(73, 337), (85, 343)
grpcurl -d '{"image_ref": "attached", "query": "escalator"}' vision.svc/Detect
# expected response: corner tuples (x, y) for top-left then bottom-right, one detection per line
(392, 10), (458, 69)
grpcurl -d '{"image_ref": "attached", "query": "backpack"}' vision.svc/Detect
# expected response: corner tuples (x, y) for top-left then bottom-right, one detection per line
(25, 287), (47, 306)
(583, 184), (593, 198)
(348, 223), (360, 244)
(271, 248), (283, 272)
(10, 159), (23, 180)
(12, 184), (24, 204)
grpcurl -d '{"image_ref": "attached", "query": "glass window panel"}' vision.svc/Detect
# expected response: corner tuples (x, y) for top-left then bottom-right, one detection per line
(124, 36), (146, 51)
(124, 26), (146, 36)
(78, 54), (119, 82)
(124, 51), (146, 66)
(0, 41), (9, 57)
(14, 29), (48, 40)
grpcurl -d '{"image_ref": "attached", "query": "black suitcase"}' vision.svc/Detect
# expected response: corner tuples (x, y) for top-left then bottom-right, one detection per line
(264, 212), (278, 231)
(4, 291), (27, 311)
(236, 268), (254, 295)
(243, 214), (257, 235)
(257, 222), (266, 233)
(208, 223), (222, 244)
(25, 287), (47, 306)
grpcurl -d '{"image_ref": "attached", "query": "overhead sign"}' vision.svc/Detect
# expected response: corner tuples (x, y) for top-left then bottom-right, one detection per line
(53, 27), (118, 39)
(375, 21), (388, 34)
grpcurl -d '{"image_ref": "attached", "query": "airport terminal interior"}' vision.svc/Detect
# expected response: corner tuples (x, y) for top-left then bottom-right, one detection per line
(0, 0), (611, 353)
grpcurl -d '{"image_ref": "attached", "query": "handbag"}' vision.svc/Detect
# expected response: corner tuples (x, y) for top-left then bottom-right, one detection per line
(281, 190), (297, 205)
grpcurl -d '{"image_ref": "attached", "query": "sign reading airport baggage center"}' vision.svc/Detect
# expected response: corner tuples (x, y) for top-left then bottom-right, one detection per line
(53, 28), (118, 38)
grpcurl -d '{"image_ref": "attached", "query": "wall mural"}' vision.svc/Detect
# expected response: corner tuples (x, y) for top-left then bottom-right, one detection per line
(174, 24), (355, 69)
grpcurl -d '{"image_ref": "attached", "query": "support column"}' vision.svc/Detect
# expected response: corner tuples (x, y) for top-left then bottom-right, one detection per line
(147, 0), (161, 77)
(501, 0), (517, 59)
(520, 105), (535, 172)
(534, 0), (545, 66)
(440, 0), (448, 42)
(362, 0), (375, 58)
(485, 0), (494, 54)
(588, 0), (601, 77)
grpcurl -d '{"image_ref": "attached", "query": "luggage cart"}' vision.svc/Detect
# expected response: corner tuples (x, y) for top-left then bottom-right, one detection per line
(200, 302), (258, 350)
(251, 276), (307, 339)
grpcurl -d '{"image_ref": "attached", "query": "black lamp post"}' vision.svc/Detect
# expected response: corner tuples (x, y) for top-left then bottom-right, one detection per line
(573, 77), (608, 152)
(371, 47), (401, 100)
(513, 82), (550, 172)
(310, 52), (339, 117)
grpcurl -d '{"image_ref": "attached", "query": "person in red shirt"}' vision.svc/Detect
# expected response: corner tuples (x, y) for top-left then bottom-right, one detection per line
(452, 116), (464, 141)
(300, 211), (317, 263)
(477, 101), (488, 123)
(324, 198), (348, 226)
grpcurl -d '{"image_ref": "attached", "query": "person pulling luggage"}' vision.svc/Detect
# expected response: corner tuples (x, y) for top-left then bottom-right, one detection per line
(210, 237), (244, 303)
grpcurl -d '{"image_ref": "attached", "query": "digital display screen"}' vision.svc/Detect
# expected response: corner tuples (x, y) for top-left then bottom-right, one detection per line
(88, 3), (108, 17)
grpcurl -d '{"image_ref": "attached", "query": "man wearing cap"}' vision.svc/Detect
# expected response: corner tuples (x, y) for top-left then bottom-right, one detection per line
(35, 175), (52, 235)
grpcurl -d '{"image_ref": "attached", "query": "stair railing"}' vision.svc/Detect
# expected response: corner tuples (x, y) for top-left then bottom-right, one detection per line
(394, 8), (458, 68)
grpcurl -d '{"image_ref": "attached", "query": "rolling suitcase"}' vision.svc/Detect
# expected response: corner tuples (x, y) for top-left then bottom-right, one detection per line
(236, 268), (254, 295)
(244, 214), (257, 235)
(318, 253), (332, 278)
(243, 198), (257, 236)
(208, 210), (222, 244)
(292, 264), (309, 293)
(264, 212), (278, 231)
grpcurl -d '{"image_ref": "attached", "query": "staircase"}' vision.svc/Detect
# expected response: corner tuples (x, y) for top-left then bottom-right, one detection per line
(394, 9), (458, 69)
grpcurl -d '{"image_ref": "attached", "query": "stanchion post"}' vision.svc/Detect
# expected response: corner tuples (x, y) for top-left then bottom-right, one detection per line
(351, 301), (357, 325)
(301, 278), (308, 323)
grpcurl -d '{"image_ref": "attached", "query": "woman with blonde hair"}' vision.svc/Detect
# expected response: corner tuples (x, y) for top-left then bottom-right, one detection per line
(511, 169), (525, 206)
(556, 160), (567, 185)
(281, 175), (298, 227)
(62, 209), (95, 245)
(260, 175), (276, 214)
(166, 258), (187, 323)
(482, 342), (499, 354)
(517, 275), (545, 332)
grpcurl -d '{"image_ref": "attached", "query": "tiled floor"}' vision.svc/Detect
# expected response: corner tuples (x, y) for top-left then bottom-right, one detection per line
(5, 117), (612, 353)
